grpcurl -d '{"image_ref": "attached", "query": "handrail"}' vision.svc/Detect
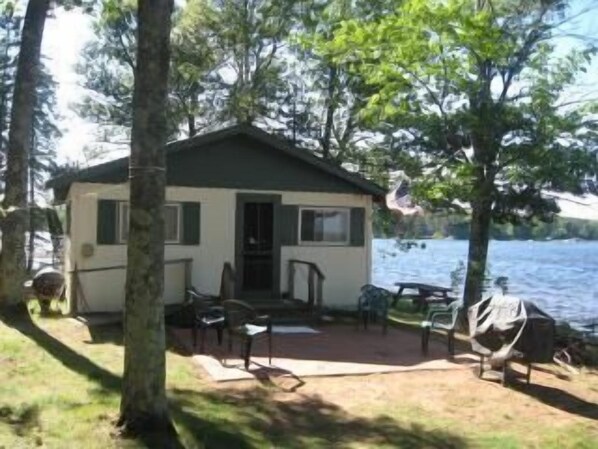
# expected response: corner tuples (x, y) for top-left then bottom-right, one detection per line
(66, 258), (193, 315)
(288, 259), (325, 280)
(69, 258), (193, 274)
(287, 259), (325, 321)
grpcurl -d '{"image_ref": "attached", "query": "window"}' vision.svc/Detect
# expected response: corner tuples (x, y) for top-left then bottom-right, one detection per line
(164, 204), (181, 242)
(299, 207), (350, 245)
(118, 202), (181, 243)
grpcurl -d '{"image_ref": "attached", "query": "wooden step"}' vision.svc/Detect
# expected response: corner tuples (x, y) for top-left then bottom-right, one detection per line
(250, 298), (316, 324)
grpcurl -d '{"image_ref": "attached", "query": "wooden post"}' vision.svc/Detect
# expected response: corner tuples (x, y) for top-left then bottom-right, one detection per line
(288, 261), (295, 300)
(308, 267), (315, 307)
(184, 259), (192, 291)
(68, 265), (78, 316)
(316, 275), (323, 312)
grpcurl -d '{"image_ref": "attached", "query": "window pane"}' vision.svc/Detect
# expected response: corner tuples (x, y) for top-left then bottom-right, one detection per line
(300, 208), (348, 243)
(321, 210), (348, 242)
(314, 212), (325, 241)
(300, 210), (315, 241)
(119, 203), (179, 242)
(244, 203), (259, 250)
(164, 205), (179, 241)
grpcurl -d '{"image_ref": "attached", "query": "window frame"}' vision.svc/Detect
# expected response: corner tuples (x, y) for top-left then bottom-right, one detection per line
(163, 203), (182, 244)
(298, 206), (351, 246)
(118, 202), (182, 244)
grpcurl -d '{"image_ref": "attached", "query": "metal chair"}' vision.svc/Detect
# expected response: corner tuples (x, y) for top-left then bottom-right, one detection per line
(357, 284), (391, 335)
(222, 299), (272, 370)
(421, 300), (463, 356)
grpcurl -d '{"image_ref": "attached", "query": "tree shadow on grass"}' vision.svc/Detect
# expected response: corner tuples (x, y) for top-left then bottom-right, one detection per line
(4, 315), (122, 392)
(0, 404), (41, 438)
(511, 381), (598, 421)
(3, 316), (182, 448)
(4, 316), (470, 449)
(84, 322), (124, 346)
(170, 387), (469, 449)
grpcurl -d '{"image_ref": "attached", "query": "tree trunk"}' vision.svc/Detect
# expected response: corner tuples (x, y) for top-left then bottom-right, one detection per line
(118, 0), (175, 438)
(186, 82), (198, 137)
(0, 0), (49, 312)
(462, 177), (493, 309)
(27, 147), (35, 274)
(321, 65), (337, 159)
(0, 22), (11, 156)
(187, 113), (196, 137)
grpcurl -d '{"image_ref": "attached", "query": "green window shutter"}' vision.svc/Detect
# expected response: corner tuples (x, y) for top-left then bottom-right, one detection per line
(350, 207), (366, 246)
(280, 205), (299, 246)
(182, 202), (201, 245)
(97, 199), (118, 244)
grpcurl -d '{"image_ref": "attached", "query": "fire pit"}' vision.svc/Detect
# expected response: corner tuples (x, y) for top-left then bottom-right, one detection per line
(30, 267), (65, 315)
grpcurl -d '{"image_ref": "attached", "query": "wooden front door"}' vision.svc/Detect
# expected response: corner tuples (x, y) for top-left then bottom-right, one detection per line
(235, 193), (281, 299)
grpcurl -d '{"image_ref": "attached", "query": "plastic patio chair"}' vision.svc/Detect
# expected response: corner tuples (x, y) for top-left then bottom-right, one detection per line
(357, 284), (392, 335)
(222, 299), (272, 370)
(421, 300), (463, 356)
(186, 288), (226, 354)
(182, 262), (236, 353)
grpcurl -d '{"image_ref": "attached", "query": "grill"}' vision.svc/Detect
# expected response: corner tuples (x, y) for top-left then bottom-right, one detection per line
(468, 294), (555, 384)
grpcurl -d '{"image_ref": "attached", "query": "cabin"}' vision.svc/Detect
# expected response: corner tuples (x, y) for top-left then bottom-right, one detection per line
(46, 125), (385, 314)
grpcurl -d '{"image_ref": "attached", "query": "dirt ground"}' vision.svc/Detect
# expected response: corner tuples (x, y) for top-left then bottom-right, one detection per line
(195, 333), (598, 445)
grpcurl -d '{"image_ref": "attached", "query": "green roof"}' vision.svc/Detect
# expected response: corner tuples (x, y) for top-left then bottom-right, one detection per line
(47, 124), (386, 200)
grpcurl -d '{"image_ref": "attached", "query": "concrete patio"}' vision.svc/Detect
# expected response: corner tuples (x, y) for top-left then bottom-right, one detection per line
(170, 324), (477, 382)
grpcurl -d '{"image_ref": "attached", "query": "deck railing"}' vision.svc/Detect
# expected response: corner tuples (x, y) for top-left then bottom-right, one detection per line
(67, 258), (193, 314)
(287, 259), (325, 317)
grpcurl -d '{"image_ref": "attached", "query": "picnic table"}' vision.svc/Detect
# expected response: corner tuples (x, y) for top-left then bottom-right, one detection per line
(392, 282), (455, 310)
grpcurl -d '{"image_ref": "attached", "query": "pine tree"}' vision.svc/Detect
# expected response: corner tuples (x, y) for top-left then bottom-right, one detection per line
(0, 0), (51, 312)
(118, 0), (178, 441)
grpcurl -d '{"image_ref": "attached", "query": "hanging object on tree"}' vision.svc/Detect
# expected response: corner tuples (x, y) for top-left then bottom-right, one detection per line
(386, 177), (424, 217)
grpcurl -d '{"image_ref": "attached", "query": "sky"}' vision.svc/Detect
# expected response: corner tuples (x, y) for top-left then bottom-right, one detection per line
(43, 8), (95, 164)
(41, 0), (598, 167)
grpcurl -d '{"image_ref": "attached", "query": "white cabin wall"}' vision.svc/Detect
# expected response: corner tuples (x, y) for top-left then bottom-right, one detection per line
(67, 183), (236, 313)
(67, 183), (372, 312)
(279, 191), (372, 309)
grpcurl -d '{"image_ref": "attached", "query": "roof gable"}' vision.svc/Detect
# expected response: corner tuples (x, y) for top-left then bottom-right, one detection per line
(48, 125), (385, 201)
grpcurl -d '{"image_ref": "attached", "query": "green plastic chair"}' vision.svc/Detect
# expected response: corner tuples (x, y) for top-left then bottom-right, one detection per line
(222, 299), (272, 370)
(421, 300), (463, 356)
(357, 284), (392, 335)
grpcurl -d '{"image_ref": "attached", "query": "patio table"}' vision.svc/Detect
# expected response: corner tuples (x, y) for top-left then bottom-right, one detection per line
(392, 282), (455, 310)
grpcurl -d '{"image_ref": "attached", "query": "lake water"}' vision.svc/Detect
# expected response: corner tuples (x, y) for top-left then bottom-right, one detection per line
(372, 239), (598, 326)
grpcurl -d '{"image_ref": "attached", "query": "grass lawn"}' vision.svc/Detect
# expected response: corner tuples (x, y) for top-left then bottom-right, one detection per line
(0, 309), (596, 448)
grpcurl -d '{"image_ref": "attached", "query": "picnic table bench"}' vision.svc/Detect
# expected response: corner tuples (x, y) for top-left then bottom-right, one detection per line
(392, 282), (455, 310)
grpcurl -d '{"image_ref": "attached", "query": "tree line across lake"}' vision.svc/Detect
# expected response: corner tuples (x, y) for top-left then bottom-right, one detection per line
(374, 211), (598, 241)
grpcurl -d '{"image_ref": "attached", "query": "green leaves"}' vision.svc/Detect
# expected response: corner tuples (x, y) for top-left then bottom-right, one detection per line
(310, 0), (597, 223)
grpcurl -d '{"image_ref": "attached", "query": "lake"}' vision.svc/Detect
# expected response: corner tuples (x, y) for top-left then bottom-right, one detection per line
(372, 239), (598, 326)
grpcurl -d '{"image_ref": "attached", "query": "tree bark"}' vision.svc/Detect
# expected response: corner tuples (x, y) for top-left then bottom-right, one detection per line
(118, 0), (175, 438)
(462, 173), (493, 309)
(321, 65), (337, 159)
(187, 113), (196, 137)
(27, 144), (35, 274)
(0, 0), (50, 311)
(186, 81), (198, 137)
